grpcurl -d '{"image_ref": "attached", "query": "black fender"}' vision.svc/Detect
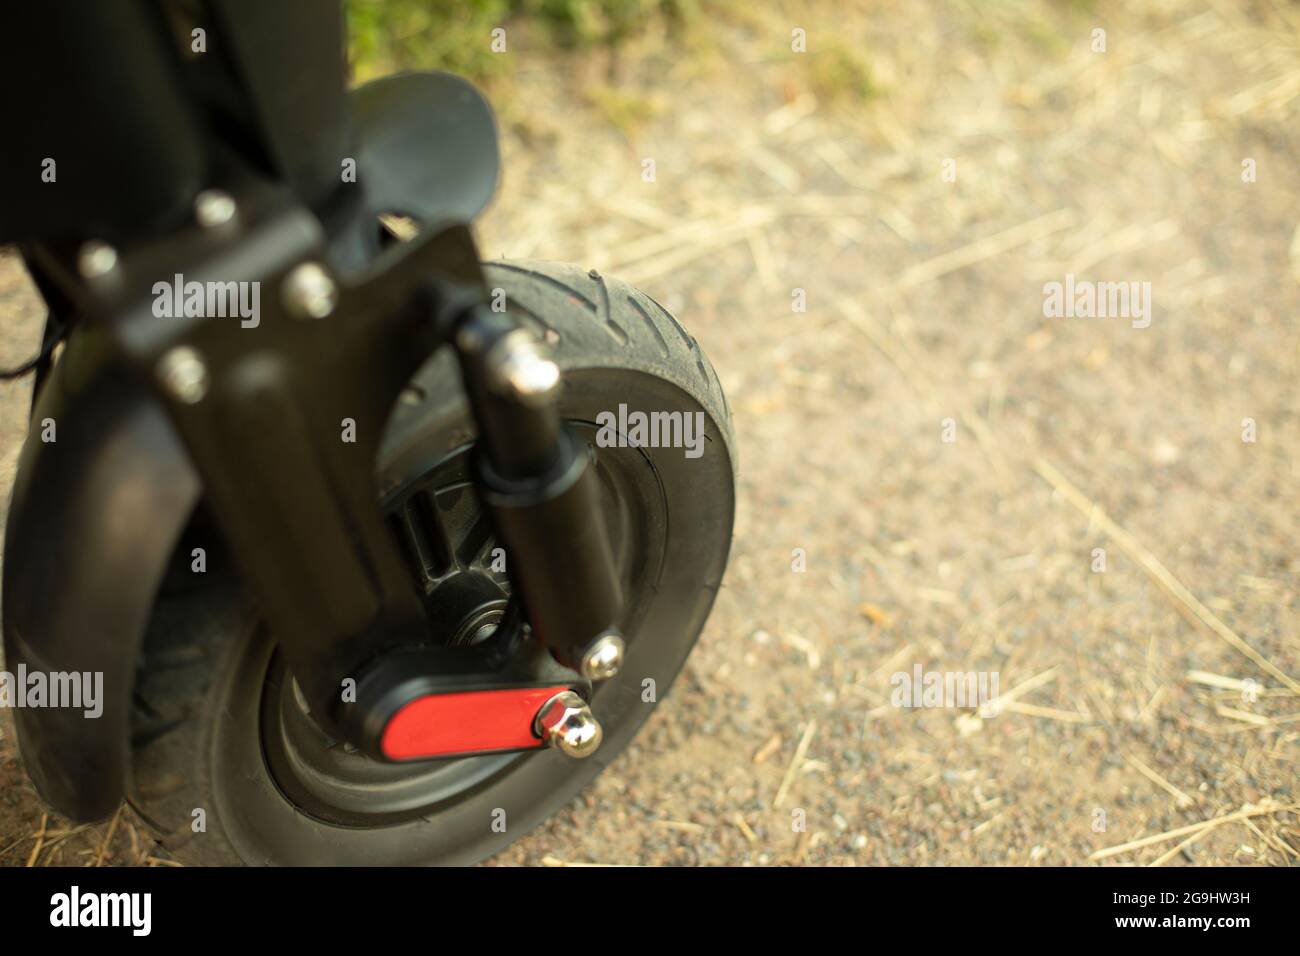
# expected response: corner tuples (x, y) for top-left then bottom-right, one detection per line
(2, 70), (500, 822)
(3, 328), (201, 821)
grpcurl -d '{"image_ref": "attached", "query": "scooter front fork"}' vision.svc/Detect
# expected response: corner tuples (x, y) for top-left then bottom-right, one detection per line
(74, 197), (625, 763)
(455, 306), (626, 678)
(343, 305), (627, 761)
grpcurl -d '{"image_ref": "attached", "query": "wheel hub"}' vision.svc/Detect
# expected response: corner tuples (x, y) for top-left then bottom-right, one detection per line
(260, 421), (658, 824)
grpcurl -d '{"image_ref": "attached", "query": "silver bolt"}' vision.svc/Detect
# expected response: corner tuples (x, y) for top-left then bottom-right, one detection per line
(487, 330), (561, 406)
(77, 241), (118, 279)
(157, 346), (209, 404)
(282, 261), (338, 319)
(580, 633), (625, 681)
(194, 189), (237, 228)
(534, 690), (603, 758)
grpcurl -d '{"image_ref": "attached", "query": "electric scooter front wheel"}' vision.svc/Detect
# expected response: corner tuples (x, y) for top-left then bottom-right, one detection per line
(126, 261), (735, 865)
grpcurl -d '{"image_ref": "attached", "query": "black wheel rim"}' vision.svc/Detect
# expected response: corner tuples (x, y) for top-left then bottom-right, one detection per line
(259, 421), (666, 826)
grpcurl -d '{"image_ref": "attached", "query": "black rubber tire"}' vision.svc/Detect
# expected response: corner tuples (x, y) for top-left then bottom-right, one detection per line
(127, 260), (735, 866)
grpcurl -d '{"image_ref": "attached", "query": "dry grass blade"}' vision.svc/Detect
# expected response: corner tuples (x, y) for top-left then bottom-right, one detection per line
(773, 720), (817, 810)
(1125, 753), (1195, 808)
(1034, 457), (1300, 695)
(979, 667), (1059, 717)
(1147, 822), (1220, 866)
(837, 299), (1013, 481)
(92, 805), (123, 868)
(1186, 669), (1279, 693)
(732, 813), (759, 845)
(1089, 800), (1294, 860)
(25, 813), (48, 868)
(752, 733), (783, 765)
(540, 856), (636, 867)
(896, 208), (1076, 289)
(1000, 701), (1093, 723)
(1214, 705), (1273, 726)
(652, 820), (706, 833)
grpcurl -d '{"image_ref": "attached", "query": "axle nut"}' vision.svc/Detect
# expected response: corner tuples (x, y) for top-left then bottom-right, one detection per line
(580, 633), (625, 681)
(534, 690), (602, 758)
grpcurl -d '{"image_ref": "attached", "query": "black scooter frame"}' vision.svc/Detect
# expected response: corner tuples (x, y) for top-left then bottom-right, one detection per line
(2, 0), (620, 819)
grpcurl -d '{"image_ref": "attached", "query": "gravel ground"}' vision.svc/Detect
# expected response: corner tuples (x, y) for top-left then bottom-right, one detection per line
(2, 0), (1296, 866)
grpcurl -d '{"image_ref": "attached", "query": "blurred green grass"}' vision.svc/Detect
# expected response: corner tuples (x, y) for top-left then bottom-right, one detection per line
(346, 0), (1096, 107)
(344, 0), (889, 133)
(347, 0), (701, 83)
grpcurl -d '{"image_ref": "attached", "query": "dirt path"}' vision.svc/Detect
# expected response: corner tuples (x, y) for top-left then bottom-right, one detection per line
(2, 0), (1296, 865)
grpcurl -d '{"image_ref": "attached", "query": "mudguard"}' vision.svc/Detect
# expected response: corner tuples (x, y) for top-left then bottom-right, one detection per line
(1, 70), (500, 822)
(3, 329), (201, 821)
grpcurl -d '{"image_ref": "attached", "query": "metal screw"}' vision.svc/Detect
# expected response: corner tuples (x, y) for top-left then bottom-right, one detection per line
(194, 189), (237, 228)
(487, 330), (561, 406)
(157, 346), (208, 404)
(534, 690), (603, 758)
(282, 261), (338, 319)
(580, 633), (625, 681)
(77, 241), (118, 279)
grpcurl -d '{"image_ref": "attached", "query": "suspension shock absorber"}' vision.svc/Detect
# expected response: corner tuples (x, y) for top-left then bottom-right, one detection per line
(453, 306), (626, 681)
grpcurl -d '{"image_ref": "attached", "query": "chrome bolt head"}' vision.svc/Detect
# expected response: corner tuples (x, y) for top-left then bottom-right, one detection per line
(194, 189), (237, 228)
(534, 691), (603, 758)
(77, 241), (118, 279)
(157, 346), (208, 404)
(282, 261), (338, 319)
(580, 633), (625, 681)
(487, 331), (561, 406)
